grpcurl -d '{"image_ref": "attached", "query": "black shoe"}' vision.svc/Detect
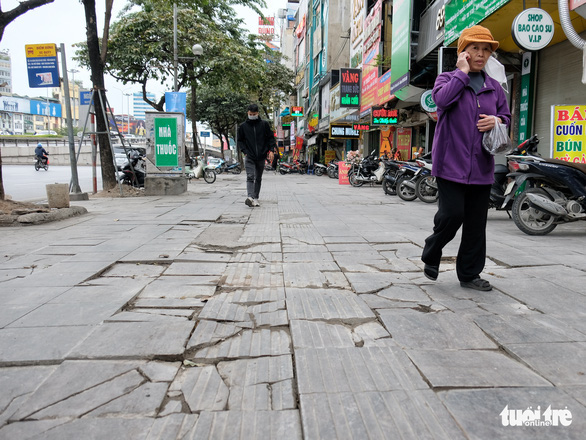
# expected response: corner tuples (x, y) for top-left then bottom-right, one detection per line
(245, 197), (254, 207)
(423, 264), (439, 281)
(460, 277), (492, 291)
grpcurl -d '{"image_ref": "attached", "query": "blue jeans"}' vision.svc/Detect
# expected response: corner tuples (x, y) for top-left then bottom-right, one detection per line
(245, 157), (265, 199)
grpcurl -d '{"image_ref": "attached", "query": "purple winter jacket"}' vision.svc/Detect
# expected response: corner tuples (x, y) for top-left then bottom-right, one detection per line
(431, 69), (511, 185)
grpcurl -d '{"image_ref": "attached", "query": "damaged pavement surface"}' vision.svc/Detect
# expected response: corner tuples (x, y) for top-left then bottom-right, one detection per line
(0, 172), (586, 439)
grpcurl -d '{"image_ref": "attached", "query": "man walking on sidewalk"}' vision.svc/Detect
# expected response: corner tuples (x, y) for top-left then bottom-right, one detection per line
(237, 104), (276, 207)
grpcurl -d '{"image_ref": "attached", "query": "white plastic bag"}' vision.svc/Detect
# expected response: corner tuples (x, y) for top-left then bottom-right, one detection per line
(482, 117), (512, 155)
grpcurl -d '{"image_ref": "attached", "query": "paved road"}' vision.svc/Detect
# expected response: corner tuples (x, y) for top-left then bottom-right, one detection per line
(3, 165), (103, 201)
(0, 172), (585, 439)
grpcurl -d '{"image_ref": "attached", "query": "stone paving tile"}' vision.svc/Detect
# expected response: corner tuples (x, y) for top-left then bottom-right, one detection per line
(228, 384), (271, 410)
(169, 365), (229, 411)
(0, 418), (154, 440)
(139, 281), (216, 299)
(474, 314), (586, 345)
(406, 349), (552, 388)
(146, 414), (199, 440)
(290, 320), (357, 349)
(48, 284), (144, 304)
(563, 386), (586, 407)
(101, 262), (166, 278)
(0, 304), (39, 328)
(300, 390), (466, 440)
(220, 262), (284, 288)
(217, 355), (294, 387)
(198, 293), (253, 324)
(187, 320), (247, 351)
(345, 272), (412, 294)
(284, 262), (349, 289)
(0, 326), (96, 366)
(10, 361), (145, 420)
(67, 321), (194, 360)
(133, 298), (206, 309)
(191, 329), (291, 362)
(353, 321), (393, 347)
(164, 261), (228, 276)
(439, 387), (586, 440)
(283, 252), (334, 262)
(106, 311), (191, 323)
(189, 410), (302, 439)
(378, 309), (497, 350)
(286, 288), (375, 323)
(176, 248), (232, 262)
(282, 244), (329, 253)
(7, 302), (123, 327)
(505, 342), (586, 386)
(295, 346), (428, 394)
(230, 252), (283, 263)
(376, 284), (432, 303)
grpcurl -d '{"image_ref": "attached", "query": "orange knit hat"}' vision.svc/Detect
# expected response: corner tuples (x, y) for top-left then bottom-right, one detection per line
(457, 25), (499, 54)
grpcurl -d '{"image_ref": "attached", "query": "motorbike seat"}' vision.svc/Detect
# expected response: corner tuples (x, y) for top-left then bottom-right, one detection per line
(545, 158), (586, 175)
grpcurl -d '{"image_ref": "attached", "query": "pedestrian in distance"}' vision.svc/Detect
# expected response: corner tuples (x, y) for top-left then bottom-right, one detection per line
(237, 103), (277, 207)
(34, 142), (49, 164)
(421, 25), (511, 292)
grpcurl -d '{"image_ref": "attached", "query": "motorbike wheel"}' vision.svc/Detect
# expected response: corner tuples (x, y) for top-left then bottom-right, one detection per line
(203, 169), (216, 184)
(348, 171), (363, 187)
(383, 178), (396, 196)
(216, 167), (223, 175)
(315, 167), (325, 176)
(44, 162), (49, 171)
(396, 176), (418, 201)
(279, 167), (287, 175)
(233, 166), (241, 175)
(416, 175), (438, 203)
(35, 162), (40, 171)
(511, 188), (557, 235)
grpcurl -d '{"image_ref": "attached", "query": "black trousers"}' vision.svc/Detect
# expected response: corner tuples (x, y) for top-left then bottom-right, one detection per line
(421, 177), (491, 282)
(245, 157), (266, 199)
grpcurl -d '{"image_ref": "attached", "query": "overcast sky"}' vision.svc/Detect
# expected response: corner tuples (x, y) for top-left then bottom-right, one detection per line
(1, 0), (276, 114)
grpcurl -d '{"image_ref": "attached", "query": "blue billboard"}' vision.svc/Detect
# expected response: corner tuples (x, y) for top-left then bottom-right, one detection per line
(25, 44), (60, 88)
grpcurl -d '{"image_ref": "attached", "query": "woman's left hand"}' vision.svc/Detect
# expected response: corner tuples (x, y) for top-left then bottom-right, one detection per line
(477, 114), (502, 132)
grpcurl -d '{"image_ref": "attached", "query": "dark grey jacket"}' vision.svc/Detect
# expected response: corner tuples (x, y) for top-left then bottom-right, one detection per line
(237, 118), (276, 161)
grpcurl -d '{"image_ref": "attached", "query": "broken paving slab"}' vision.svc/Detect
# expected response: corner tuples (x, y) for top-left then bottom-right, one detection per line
(230, 251), (283, 264)
(106, 311), (191, 323)
(228, 384), (271, 411)
(7, 302), (123, 328)
(87, 381), (170, 417)
(0, 326), (96, 366)
(345, 272), (412, 294)
(191, 329), (291, 362)
(132, 298), (206, 309)
(290, 320), (357, 349)
(295, 346), (428, 394)
(473, 314), (586, 345)
(197, 293), (253, 324)
(439, 387), (586, 440)
(286, 288), (375, 323)
(220, 262), (284, 289)
(377, 309), (497, 350)
(504, 342), (586, 386)
(283, 252), (334, 263)
(300, 390), (466, 440)
(67, 321), (195, 360)
(139, 278), (216, 299)
(191, 410), (302, 439)
(192, 223), (246, 249)
(187, 320), (248, 352)
(377, 284), (432, 303)
(10, 361), (145, 420)
(217, 355), (294, 387)
(146, 414), (199, 439)
(176, 247), (232, 262)
(48, 284), (144, 305)
(0, 304), (40, 328)
(283, 262), (349, 289)
(100, 262), (167, 278)
(406, 349), (552, 389)
(164, 261), (228, 276)
(226, 287), (286, 305)
(170, 365), (229, 412)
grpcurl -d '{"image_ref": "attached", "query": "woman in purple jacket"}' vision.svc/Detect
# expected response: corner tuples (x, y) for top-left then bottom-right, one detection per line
(421, 25), (511, 291)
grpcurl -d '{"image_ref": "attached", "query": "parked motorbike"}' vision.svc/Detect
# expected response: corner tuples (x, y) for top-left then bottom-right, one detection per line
(223, 162), (242, 174)
(313, 162), (327, 176)
(382, 160), (406, 195)
(118, 150), (146, 187)
(34, 153), (49, 171)
(395, 162), (425, 201)
(348, 151), (381, 187)
(187, 156), (216, 184)
(279, 160), (307, 174)
(327, 160), (340, 179)
(502, 137), (586, 235)
(413, 156), (438, 203)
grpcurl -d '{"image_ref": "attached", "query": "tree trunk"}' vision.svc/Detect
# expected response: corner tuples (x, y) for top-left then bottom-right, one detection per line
(0, 147), (5, 200)
(190, 81), (200, 157)
(82, 0), (116, 190)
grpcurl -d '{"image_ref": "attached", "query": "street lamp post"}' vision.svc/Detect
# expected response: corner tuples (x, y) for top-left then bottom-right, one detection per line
(124, 93), (132, 135)
(68, 68), (79, 127)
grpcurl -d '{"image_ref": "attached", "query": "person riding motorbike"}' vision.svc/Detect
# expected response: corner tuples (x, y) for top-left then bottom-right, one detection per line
(35, 143), (49, 165)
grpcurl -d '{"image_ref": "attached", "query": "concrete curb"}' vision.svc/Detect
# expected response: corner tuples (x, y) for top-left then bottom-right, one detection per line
(0, 206), (88, 226)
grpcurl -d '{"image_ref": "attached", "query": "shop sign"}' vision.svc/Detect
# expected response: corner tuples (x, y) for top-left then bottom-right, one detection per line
(519, 53), (534, 142)
(371, 107), (398, 125)
(330, 124), (361, 139)
(154, 117), (179, 167)
(420, 90), (437, 113)
(551, 105), (586, 163)
(292, 106), (304, 117)
(282, 115), (293, 128)
(390, 0), (412, 96)
(512, 8), (554, 51)
(340, 68), (361, 108)
(396, 127), (412, 161)
(353, 123), (370, 131)
(445, 0), (510, 46)
(325, 150), (336, 163)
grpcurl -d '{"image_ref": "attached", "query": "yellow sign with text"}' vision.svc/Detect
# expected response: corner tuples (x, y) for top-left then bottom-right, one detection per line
(25, 44), (57, 58)
(551, 105), (586, 163)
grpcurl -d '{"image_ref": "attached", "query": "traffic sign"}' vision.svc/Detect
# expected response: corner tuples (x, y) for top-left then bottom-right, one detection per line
(200, 131), (211, 137)
(80, 91), (92, 106)
(25, 43), (60, 88)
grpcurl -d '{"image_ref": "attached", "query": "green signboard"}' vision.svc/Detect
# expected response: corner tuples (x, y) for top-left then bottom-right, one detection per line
(390, 0), (412, 97)
(445, 0), (510, 46)
(518, 52), (535, 143)
(154, 117), (178, 167)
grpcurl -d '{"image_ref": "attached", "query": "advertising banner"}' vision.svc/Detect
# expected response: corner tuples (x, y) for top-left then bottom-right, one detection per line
(445, 0), (510, 46)
(325, 150), (336, 163)
(390, 0), (412, 96)
(551, 105), (586, 163)
(30, 99), (62, 118)
(0, 96), (31, 114)
(338, 162), (351, 185)
(154, 117), (179, 167)
(380, 128), (393, 157)
(25, 43), (60, 88)
(340, 68), (362, 108)
(350, 0), (365, 68)
(396, 127), (412, 161)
